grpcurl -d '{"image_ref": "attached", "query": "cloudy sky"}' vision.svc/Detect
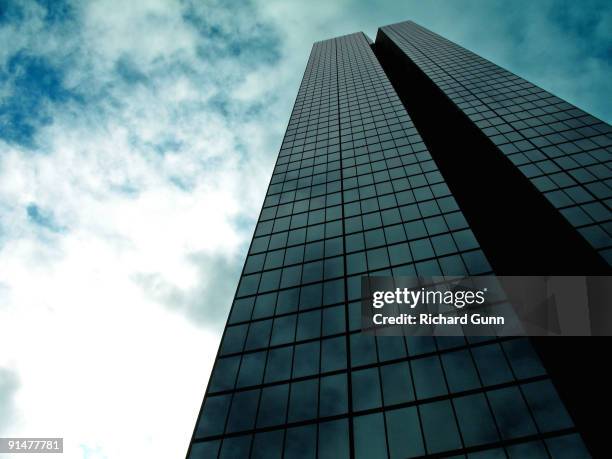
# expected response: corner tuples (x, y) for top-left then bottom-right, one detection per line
(0, 0), (610, 458)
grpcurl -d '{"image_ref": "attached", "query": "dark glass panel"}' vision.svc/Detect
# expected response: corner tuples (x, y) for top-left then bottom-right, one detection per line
(284, 424), (317, 459)
(319, 419), (350, 459)
(352, 367), (382, 411)
(257, 384), (289, 428)
(385, 406), (425, 458)
(353, 413), (388, 459)
(419, 400), (462, 454)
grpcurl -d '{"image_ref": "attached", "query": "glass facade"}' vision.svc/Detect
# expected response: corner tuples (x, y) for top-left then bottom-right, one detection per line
(187, 25), (600, 459)
(380, 21), (612, 264)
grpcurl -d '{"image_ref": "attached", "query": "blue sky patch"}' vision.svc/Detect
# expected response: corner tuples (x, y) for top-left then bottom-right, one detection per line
(183, 2), (282, 67)
(26, 203), (64, 233)
(115, 56), (149, 85)
(0, 52), (81, 147)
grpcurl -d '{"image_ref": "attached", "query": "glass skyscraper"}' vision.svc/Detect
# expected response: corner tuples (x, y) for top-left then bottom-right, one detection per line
(186, 21), (610, 459)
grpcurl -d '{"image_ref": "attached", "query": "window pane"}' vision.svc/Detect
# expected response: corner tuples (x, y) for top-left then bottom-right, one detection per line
(346, 233), (365, 252)
(196, 394), (231, 437)
(321, 336), (347, 372)
(209, 356), (240, 392)
(406, 336), (436, 355)
(285, 245), (304, 265)
(389, 242), (412, 265)
(219, 435), (252, 459)
(386, 406), (424, 458)
(264, 250), (284, 270)
(522, 380), (573, 432)
(506, 440), (548, 459)
(293, 341), (320, 378)
(354, 413), (388, 459)
(245, 319), (272, 350)
(285, 424), (317, 459)
(322, 305), (345, 336)
(380, 361), (414, 406)
(238, 273), (260, 296)
(409, 238), (434, 261)
(350, 334), (377, 367)
(259, 269), (281, 293)
(502, 339), (545, 379)
(220, 324), (248, 355)
(419, 400), (462, 454)
(376, 336), (407, 362)
(365, 229), (386, 248)
(280, 265), (302, 289)
(319, 419), (350, 459)
(320, 373), (348, 417)
(325, 237), (343, 257)
(251, 430), (284, 459)
(304, 241), (324, 262)
(253, 292), (277, 319)
(467, 447), (505, 458)
(347, 251), (367, 274)
(277, 288), (299, 314)
(487, 386), (537, 439)
(257, 384), (289, 428)
(471, 343), (514, 386)
(296, 309), (322, 341)
(236, 351), (266, 388)
(323, 278), (345, 305)
(412, 356), (448, 399)
(302, 260), (323, 283)
(265, 346), (293, 383)
(453, 393), (499, 446)
(545, 434), (591, 459)
(288, 379), (318, 422)
(226, 389), (259, 433)
(188, 441), (220, 459)
(270, 315), (296, 346)
(441, 349), (480, 393)
(229, 297), (254, 324)
(352, 367), (382, 411)
(324, 256), (344, 278)
(367, 247), (390, 270)
(300, 283), (322, 309)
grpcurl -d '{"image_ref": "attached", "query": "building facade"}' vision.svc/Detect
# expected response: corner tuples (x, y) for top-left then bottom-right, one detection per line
(379, 22), (612, 266)
(186, 21), (610, 459)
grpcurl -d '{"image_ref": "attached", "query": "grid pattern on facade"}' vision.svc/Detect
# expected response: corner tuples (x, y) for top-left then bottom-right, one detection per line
(381, 21), (612, 265)
(187, 32), (588, 459)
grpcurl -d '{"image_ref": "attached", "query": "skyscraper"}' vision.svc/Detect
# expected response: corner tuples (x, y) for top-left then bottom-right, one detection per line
(187, 21), (610, 458)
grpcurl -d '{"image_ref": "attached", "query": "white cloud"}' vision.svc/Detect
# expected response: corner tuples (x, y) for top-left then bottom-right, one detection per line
(0, 368), (19, 434)
(0, 1), (286, 458)
(81, 0), (196, 67)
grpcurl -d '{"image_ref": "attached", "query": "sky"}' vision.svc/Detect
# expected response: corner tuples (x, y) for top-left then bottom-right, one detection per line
(0, 0), (610, 458)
